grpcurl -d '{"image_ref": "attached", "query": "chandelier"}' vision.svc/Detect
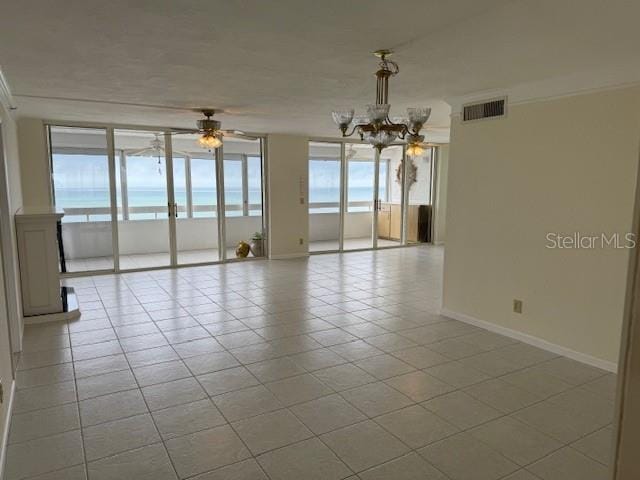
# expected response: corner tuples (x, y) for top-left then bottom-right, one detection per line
(332, 50), (431, 153)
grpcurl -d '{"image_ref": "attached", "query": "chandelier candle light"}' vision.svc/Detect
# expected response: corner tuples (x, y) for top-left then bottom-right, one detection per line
(332, 50), (431, 154)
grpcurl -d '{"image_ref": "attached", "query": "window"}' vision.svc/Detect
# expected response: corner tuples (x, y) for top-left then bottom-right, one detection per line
(49, 126), (114, 273)
(122, 154), (168, 220)
(114, 149), (260, 220)
(173, 156), (187, 218)
(223, 158), (243, 217)
(247, 156), (263, 216)
(309, 158), (341, 213)
(190, 157), (217, 217)
(52, 152), (111, 223)
(379, 159), (389, 202)
(347, 159), (376, 212)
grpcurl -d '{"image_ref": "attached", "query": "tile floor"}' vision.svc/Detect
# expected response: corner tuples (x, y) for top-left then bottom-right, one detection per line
(7, 246), (616, 480)
(309, 237), (400, 252)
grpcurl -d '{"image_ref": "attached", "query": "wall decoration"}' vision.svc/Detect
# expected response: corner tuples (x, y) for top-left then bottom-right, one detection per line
(396, 159), (418, 188)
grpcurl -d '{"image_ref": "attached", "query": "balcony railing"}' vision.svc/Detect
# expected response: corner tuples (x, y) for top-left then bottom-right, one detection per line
(59, 200), (376, 222)
(60, 204), (262, 222)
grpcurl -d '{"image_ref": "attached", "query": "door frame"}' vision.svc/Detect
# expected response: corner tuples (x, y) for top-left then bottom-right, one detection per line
(0, 119), (22, 358)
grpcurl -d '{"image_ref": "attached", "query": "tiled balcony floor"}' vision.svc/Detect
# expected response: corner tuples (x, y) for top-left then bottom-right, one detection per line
(7, 246), (615, 480)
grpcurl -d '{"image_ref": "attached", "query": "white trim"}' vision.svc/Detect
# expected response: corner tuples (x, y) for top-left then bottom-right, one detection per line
(0, 379), (16, 479)
(269, 253), (310, 260)
(0, 68), (16, 113)
(440, 308), (617, 373)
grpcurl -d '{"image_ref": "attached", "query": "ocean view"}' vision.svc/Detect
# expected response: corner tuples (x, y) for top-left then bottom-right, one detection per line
(55, 186), (380, 221)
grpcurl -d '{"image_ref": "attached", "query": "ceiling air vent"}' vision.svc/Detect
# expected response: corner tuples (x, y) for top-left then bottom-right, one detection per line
(462, 97), (506, 122)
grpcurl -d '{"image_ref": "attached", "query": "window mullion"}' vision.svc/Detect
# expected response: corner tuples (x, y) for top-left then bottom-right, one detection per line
(242, 154), (249, 216)
(119, 150), (129, 221)
(185, 155), (193, 218)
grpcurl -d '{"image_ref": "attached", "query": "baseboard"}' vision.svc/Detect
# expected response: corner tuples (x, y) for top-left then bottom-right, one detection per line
(269, 253), (310, 260)
(440, 308), (618, 373)
(0, 379), (16, 480)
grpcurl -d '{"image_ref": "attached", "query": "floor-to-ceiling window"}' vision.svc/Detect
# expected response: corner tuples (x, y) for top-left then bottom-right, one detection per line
(306, 140), (436, 253)
(223, 138), (265, 260)
(405, 146), (435, 244)
(376, 145), (404, 248)
(114, 129), (172, 270)
(344, 144), (377, 250)
(48, 125), (266, 273)
(172, 134), (220, 265)
(49, 126), (114, 273)
(308, 142), (342, 252)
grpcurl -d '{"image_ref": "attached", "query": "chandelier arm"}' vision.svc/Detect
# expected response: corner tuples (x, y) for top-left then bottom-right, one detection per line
(385, 116), (409, 136)
(342, 124), (365, 138)
(333, 51), (428, 152)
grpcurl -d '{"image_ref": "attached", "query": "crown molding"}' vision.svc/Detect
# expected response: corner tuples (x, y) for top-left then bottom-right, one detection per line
(446, 63), (640, 116)
(0, 67), (17, 114)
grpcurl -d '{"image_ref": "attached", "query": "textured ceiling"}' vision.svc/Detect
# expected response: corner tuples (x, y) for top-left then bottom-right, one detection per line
(2, 0), (640, 142)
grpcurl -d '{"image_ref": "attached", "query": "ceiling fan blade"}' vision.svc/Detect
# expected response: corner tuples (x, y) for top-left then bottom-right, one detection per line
(127, 147), (154, 156)
(168, 128), (200, 135)
(221, 130), (258, 140)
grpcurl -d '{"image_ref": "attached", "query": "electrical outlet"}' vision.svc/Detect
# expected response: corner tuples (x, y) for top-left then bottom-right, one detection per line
(513, 299), (523, 314)
(299, 238), (304, 245)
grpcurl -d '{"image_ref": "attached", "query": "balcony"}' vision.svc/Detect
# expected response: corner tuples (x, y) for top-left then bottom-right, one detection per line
(58, 200), (403, 271)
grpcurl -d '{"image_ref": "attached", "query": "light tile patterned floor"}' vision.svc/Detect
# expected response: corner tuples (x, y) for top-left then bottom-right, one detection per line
(7, 246), (616, 480)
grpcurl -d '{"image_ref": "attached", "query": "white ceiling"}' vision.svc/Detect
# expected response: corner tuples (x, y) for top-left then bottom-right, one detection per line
(2, 0), (640, 142)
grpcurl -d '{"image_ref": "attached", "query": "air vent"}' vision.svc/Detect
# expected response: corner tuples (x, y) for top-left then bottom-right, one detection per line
(462, 97), (506, 122)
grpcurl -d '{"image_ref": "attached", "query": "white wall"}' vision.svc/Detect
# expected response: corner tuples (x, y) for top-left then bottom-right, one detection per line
(308, 212), (373, 242)
(16, 117), (49, 208)
(443, 85), (640, 365)
(267, 134), (309, 257)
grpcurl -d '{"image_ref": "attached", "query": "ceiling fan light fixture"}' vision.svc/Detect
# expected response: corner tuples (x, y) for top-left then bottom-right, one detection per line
(198, 132), (222, 150)
(406, 143), (425, 157)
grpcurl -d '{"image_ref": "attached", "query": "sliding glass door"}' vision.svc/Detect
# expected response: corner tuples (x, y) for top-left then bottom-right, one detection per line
(308, 142), (342, 252)
(306, 140), (436, 253)
(171, 134), (221, 265)
(344, 144), (376, 251)
(405, 147), (435, 244)
(49, 127), (114, 273)
(114, 129), (172, 270)
(223, 138), (265, 260)
(376, 145), (404, 248)
(49, 125), (266, 273)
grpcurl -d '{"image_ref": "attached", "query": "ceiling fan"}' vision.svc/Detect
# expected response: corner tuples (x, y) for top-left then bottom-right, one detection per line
(405, 126), (447, 156)
(170, 109), (257, 150)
